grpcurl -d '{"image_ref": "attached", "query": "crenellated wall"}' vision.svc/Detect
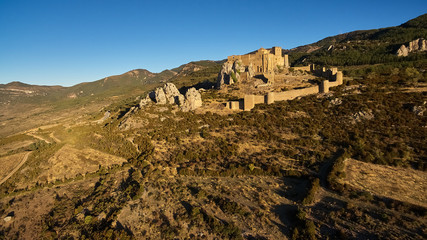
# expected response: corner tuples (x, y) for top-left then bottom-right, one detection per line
(226, 65), (344, 111)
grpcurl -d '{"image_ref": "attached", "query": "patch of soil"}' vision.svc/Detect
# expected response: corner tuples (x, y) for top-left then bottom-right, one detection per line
(341, 159), (427, 207)
(38, 144), (127, 183)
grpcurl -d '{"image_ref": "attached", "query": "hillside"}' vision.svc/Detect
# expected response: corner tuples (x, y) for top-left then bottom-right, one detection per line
(0, 61), (221, 137)
(289, 13), (427, 66)
(0, 14), (426, 240)
(0, 60), (221, 106)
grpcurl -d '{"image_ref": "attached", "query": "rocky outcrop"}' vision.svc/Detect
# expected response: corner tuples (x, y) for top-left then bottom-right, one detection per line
(3, 216), (12, 222)
(154, 87), (167, 104)
(217, 61), (234, 89)
(411, 103), (426, 116)
(95, 111), (111, 124)
(141, 83), (202, 111)
(409, 38), (427, 52)
(163, 83), (185, 105)
(397, 38), (427, 56)
(397, 45), (409, 57)
(217, 59), (253, 89)
(350, 109), (374, 124)
(181, 87), (202, 112)
(139, 95), (152, 107)
(248, 63), (255, 78)
(412, 106), (426, 116)
(150, 83), (186, 105)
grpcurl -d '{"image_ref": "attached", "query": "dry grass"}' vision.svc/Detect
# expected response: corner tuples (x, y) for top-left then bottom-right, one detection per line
(0, 152), (28, 179)
(341, 159), (427, 207)
(117, 175), (294, 239)
(0, 140), (34, 155)
(37, 144), (127, 182)
(0, 176), (98, 239)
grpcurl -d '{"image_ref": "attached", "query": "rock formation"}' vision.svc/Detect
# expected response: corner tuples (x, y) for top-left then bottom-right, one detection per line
(181, 87), (202, 112)
(350, 109), (374, 124)
(163, 83), (185, 105)
(411, 104), (426, 116)
(154, 87), (167, 104)
(217, 61), (234, 89)
(139, 95), (152, 107)
(397, 38), (427, 56)
(141, 83), (202, 111)
(397, 45), (409, 57)
(247, 63), (255, 78)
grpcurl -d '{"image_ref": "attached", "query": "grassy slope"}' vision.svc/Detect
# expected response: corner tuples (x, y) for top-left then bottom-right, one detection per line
(289, 13), (427, 66)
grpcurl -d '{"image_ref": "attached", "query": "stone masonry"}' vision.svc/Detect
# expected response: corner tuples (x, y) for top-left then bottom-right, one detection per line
(217, 47), (289, 89)
(226, 65), (344, 111)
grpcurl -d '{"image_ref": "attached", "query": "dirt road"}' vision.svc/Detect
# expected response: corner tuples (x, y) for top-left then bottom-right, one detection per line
(0, 151), (31, 185)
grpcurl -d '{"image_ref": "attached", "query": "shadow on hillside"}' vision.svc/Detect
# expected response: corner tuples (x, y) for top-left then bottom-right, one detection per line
(271, 204), (297, 236)
(178, 80), (216, 93)
(275, 177), (310, 203)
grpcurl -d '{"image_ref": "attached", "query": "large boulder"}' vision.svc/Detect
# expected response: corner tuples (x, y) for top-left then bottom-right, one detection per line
(163, 83), (184, 105)
(397, 45), (409, 57)
(154, 87), (167, 104)
(139, 83), (202, 111)
(409, 38), (427, 52)
(247, 63), (255, 78)
(181, 88), (202, 112)
(217, 62), (233, 89)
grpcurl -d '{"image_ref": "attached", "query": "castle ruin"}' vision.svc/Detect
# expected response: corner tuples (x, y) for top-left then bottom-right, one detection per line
(217, 46), (345, 111)
(217, 47), (289, 88)
(224, 65), (344, 111)
(227, 47), (289, 73)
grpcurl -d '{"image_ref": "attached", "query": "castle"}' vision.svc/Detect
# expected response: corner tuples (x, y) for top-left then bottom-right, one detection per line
(218, 47), (344, 111)
(227, 47), (289, 73)
(217, 47), (289, 88)
(227, 66), (343, 111)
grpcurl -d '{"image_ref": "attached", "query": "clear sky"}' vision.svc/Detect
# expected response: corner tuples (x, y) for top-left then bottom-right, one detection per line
(0, 0), (426, 86)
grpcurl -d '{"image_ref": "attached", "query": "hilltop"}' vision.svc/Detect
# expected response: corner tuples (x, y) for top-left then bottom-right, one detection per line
(289, 13), (427, 66)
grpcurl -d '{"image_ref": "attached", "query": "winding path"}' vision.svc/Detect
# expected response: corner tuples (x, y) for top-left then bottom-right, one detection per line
(26, 132), (51, 144)
(0, 151), (31, 185)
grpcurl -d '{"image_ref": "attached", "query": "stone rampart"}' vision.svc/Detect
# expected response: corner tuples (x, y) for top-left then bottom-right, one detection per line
(226, 65), (344, 111)
(293, 66), (311, 72)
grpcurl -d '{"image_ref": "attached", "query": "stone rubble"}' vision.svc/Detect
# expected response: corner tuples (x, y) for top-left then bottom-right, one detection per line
(411, 105), (426, 116)
(350, 109), (374, 124)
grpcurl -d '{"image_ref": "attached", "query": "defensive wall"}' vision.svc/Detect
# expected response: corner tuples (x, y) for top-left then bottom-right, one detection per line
(227, 47), (289, 74)
(226, 65), (343, 111)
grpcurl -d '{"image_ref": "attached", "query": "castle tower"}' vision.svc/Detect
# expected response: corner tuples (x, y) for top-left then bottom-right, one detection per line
(244, 95), (255, 111)
(272, 46), (282, 56)
(266, 92), (275, 104)
(284, 54), (289, 68)
(336, 71), (343, 85)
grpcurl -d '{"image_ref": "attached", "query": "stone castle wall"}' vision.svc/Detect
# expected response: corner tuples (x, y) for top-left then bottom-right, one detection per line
(227, 47), (288, 74)
(226, 65), (344, 111)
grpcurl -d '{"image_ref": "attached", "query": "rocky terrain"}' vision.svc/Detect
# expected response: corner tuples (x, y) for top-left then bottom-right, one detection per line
(396, 38), (427, 56)
(0, 14), (426, 240)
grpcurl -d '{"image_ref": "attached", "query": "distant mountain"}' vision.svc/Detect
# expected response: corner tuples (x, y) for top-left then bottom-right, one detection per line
(0, 61), (222, 106)
(288, 13), (427, 66)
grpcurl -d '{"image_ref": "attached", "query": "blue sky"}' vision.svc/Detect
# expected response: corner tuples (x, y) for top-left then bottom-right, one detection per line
(0, 0), (426, 86)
